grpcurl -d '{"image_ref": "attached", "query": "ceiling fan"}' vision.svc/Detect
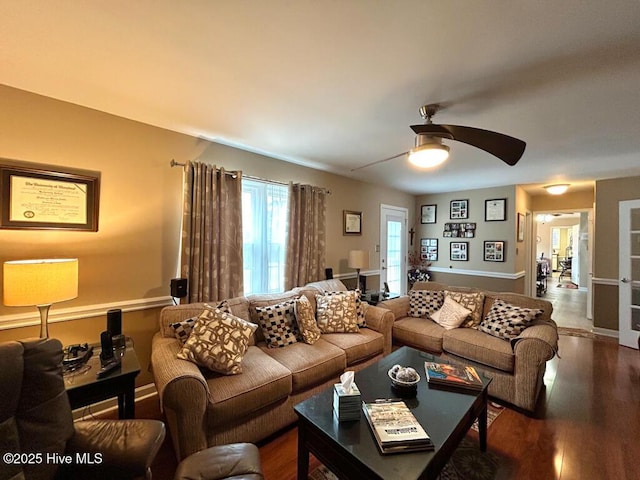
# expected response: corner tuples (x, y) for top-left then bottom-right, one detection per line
(351, 104), (526, 171)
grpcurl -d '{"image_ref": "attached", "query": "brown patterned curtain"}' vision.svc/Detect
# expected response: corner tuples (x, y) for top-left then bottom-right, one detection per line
(181, 161), (243, 302)
(285, 183), (327, 290)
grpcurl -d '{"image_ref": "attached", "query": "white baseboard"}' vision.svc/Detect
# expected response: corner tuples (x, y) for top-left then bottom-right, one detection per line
(592, 327), (618, 338)
(72, 383), (158, 420)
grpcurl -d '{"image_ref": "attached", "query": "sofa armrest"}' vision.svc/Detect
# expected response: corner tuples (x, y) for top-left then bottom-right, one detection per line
(364, 305), (395, 355)
(511, 322), (559, 361)
(377, 296), (410, 323)
(64, 419), (165, 479)
(151, 333), (211, 460)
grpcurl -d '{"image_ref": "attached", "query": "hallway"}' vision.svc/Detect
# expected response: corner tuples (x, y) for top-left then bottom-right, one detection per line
(541, 273), (593, 331)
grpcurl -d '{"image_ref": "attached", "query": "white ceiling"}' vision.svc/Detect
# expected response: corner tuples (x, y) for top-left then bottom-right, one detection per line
(2, 1), (640, 195)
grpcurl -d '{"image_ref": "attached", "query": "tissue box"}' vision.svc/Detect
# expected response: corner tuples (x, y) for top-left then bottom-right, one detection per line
(333, 382), (361, 421)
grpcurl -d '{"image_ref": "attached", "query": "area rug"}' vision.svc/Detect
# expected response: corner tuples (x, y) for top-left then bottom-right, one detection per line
(556, 282), (578, 289)
(471, 401), (505, 432)
(309, 437), (506, 480)
(558, 326), (597, 339)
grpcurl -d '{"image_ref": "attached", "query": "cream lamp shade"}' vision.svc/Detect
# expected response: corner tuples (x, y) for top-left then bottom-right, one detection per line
(348, 250), (370, 270)
(3, 258), (79, 338)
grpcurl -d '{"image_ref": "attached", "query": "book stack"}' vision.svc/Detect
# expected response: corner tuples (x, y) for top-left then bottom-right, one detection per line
(362, 400), (434, 454)
(333, 382), (361, 421)
(424, 361), (483, 392)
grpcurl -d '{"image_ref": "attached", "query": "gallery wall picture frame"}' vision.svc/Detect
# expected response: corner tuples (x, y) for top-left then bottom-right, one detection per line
(443, 222), (476, 238)
(450, 199), (469, 219)
(421, 204), (437, 224)
(450, 241), (469, 261)
(421, 237), (438, 261)
(484, 241), (506, 262)
(0, 161), (100, 231)
(343, 210), (362, 235)
(517, 213), (525, 242)
(485, 198), (507, 222)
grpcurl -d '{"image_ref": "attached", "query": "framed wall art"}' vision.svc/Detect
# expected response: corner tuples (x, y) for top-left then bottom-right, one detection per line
(450, 199), (468, 219)
(0, 162), (100, 231)
(450, 241), (468, 261)
(421, 204), (437, 224)
(517, 213), (525, 242)
(484, 241), (505, 262)
(443, 222), (476, 238)
(343, 210), (362, 235)
(421, 237), (438, 261)
(485, 198), (506, 221)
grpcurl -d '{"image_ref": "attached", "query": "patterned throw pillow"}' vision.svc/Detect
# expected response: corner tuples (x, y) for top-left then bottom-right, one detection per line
(315, 292), (359, 333)
(431, 296), (472, 330)
(444, 291), (485, 328)
(409, 290), (444, 318)
(322, 290), (367, 327)
(479, 299), (543, 340)
(169, 300), (231, 343)
(177, 306), (257, 374)
(255, 300), (299, 348)
(294, 295), (322, 344)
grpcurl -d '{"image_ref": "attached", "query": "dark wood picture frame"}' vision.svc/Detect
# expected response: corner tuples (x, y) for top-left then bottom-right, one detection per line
(485, 198), (507, 222)
(421, 204), (437, 224)
(517, 213), (525, 242)
(0, 162), (100, 231)
(421, 237), (438, 261)
(343, 210), (362, 235)
(450, 199), (469, 219)
(484, 240), (506, 262)
(450, 241), (469, 261)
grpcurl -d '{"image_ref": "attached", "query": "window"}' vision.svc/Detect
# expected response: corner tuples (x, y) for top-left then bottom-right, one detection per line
(242, 179), (289, 295)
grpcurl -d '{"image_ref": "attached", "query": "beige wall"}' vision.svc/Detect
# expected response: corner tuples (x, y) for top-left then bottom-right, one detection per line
(0, 85), (414, 384)
(592, 176), (640, 330)
(530, 189), (594, 212)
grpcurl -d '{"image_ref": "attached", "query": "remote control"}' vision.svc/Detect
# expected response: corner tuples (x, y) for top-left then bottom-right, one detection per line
(96, 359), (121, 379)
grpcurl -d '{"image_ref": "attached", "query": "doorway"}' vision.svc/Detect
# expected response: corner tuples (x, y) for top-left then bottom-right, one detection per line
(618, 199), (640, 349)
(379, 204), (408, 295)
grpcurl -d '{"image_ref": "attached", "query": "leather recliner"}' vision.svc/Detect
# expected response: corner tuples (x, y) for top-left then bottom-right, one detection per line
(0, 338), (166, 480)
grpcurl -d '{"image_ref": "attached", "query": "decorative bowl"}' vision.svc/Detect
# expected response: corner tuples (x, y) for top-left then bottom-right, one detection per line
(387, 367), (420, 390)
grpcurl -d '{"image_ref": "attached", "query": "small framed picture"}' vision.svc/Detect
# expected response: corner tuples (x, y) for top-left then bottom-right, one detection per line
(421, 238), (438, 261)
(421, 204), (437, 224)
(485, 198), (506, 222)
(450, 199), (468, 219)
(484, 241), (506, 262)
(343, 210), (362, 235)
(517, 213), (525, 242)
(450, 241), (468, 261)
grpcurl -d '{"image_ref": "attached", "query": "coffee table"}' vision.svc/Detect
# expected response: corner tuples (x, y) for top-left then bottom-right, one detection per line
(294, 346), (491, 479)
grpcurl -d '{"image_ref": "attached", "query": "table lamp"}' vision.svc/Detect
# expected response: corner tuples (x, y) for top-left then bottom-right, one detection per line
(348, 250), (369, 291)
(3, 258), (79, 338)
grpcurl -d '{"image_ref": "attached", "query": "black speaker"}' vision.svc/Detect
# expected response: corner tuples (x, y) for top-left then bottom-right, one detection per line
(107, 309), (122, 336)
(170, 278), (188, 298)
(325, 268), (333, 280)
(100, 331), (114, 363)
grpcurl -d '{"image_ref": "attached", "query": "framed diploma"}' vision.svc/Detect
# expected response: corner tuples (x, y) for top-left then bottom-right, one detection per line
(343, 210), (362, 235)
(485, 198), (506, 221)
(1, 162), (100, 231)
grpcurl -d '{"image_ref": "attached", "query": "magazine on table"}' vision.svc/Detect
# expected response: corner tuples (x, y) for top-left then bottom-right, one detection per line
(362, 400), (434, 454)
(424, 361), (483, 391)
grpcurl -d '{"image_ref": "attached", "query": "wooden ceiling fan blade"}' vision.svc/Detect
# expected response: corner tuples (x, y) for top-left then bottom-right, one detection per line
(350, 151), (408, 172)
(411, 124), (526, 166)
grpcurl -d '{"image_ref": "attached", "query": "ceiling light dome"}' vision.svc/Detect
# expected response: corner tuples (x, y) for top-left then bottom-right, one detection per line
(544, 184), (570, 195)
(408, 134), (450, 168)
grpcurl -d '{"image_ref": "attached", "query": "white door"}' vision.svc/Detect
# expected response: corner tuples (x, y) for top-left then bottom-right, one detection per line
(619, 199), (640, 349)
(380, 205), (407, 295)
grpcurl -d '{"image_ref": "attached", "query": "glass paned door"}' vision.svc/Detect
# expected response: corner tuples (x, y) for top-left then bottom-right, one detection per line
(380, 205), (407, 296)
(619, 200), (640, 348)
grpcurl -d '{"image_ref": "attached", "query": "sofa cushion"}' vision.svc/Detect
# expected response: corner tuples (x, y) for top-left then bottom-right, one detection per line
(249, 291), (302, 343)
(443, 328), (515, 373)
(321, 329), (384, 366)
(255, 300), (299, 348)
(169, 301), (231, 343)
(177, 306), (257, 374)
(479, 299), (543, 340)
(431, 296), (472, 330)
(206, 347), (292, 427)
(294, 296), (322, 345)
(315, 292), (359, 333)
(444, 290), (485, 328)
(260, 339), (346, 393)
(409, 290), (444, 318)
(392, 317), (445, 352)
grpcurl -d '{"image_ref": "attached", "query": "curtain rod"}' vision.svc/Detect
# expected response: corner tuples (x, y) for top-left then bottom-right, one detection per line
(170, 159), (331, 194)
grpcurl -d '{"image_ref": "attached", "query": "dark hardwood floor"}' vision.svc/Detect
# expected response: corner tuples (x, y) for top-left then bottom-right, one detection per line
(120, 332), (640, 480)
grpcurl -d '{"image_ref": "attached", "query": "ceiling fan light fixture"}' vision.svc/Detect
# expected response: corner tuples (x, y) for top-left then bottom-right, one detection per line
(544, 184), (570, 195)
(408, 135), (450, 168)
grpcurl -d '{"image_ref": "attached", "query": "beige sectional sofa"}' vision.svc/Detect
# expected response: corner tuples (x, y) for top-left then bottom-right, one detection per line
(151, 279), (394, 460)
(378, 281), (559, 413)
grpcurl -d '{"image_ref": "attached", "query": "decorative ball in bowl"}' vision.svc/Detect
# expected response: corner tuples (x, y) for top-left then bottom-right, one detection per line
(388, 364), (420, 391)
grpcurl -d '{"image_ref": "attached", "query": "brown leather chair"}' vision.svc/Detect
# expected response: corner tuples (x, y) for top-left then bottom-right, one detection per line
(174, 443), (264, 480)
(0, 338), (165, 480)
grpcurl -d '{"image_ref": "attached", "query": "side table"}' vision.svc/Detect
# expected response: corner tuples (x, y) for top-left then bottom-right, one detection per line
(64, 339), (141, 419)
